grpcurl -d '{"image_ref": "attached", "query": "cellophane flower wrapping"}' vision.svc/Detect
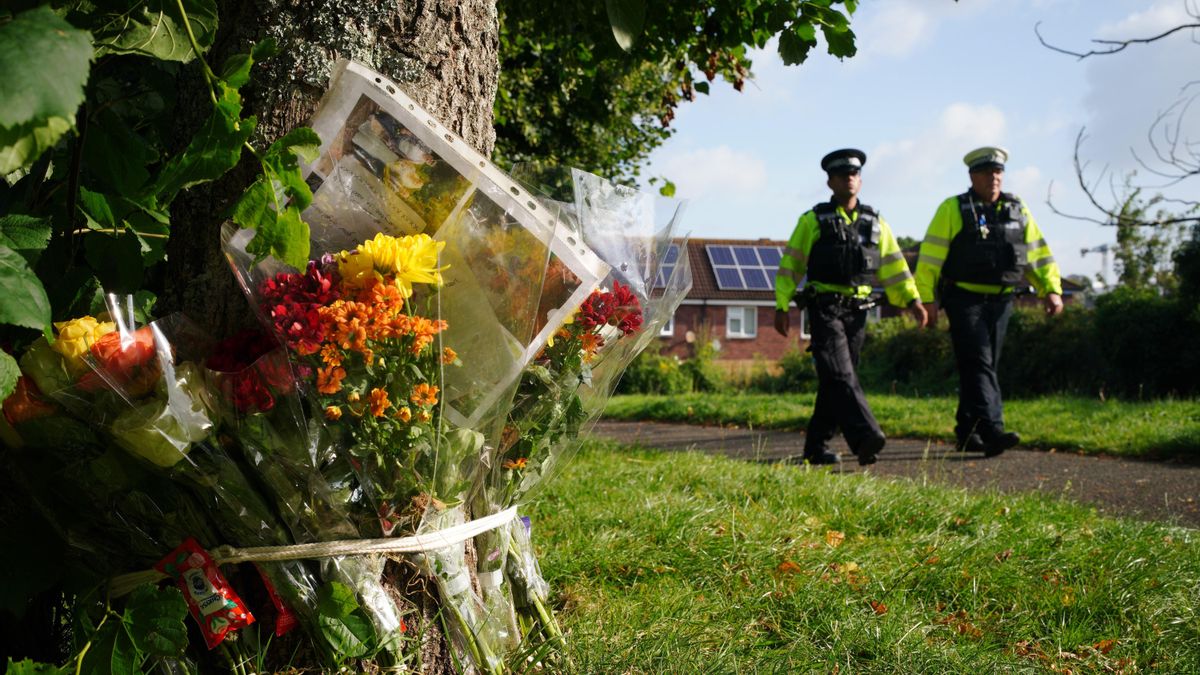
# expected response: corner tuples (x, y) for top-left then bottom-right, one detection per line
(472, 166), (693, 644)
(59, 298), (331, 651)
(223, 60), (610, 673)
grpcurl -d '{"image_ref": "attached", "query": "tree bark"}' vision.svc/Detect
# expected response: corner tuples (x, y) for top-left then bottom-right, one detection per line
(161, 2), (499, 671)
(163, 0), (499, 335)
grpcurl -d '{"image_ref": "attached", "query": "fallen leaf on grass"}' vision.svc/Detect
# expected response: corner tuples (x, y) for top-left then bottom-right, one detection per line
(825, 530), (845, 547)
(937, 610), (982, 639)
(776, 560), (803, 575)
(868, 600), (888, 615)
(1093, 639), (1117, 654)
(995, 549), (1013, 562)
(925, 556), (940, 565)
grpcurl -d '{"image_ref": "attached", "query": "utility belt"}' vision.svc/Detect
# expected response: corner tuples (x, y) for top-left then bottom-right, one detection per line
(940, 278), (1014, 302)
(795, 287), (878, 312)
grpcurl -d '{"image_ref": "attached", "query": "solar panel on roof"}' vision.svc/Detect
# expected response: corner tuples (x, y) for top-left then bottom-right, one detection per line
(733, 247), (760, 265)
(664, 244), (679, 264)
(758, 247), (782, 266)
(707, 245), (735, 265)
(652, 244), (680, 289)
(715, 267), (744, 289)
(743, 268), (770, 289)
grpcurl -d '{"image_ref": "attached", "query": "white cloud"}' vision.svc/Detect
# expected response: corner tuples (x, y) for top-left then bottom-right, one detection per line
(657, 145), (768, 198)
(856, 3), (934, 60)
(870, 102), (1009, 192)
(1007, 165), (1045, 198)
(1097, 1), (1195, 38)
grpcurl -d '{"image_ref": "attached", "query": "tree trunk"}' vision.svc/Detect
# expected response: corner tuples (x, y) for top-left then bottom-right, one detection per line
(161, 2), (499, 671)
(163, 0), (500, 335)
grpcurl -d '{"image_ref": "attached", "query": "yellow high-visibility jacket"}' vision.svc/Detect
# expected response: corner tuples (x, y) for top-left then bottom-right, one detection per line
(915, 193), (1062, 302)
(774, 203), (920, 311)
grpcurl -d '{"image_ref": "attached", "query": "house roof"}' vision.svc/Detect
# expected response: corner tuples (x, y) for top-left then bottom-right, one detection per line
(680, 237), (785, 301)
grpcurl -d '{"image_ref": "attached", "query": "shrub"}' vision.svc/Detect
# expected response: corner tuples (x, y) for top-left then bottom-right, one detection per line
(616, 347), (692, 395)
(858, 315), (956, 395)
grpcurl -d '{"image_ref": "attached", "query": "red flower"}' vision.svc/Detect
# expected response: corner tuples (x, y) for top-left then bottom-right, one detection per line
(259, 261), (341, 353)
(207, 330), (295, 414)
(608, 280), (643, 335)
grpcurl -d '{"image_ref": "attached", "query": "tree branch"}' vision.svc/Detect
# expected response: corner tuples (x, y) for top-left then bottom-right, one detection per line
(1035, 19), (1200, 60)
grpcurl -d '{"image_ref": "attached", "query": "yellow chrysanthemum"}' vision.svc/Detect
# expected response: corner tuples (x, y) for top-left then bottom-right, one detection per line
(337, 233), (447, 297)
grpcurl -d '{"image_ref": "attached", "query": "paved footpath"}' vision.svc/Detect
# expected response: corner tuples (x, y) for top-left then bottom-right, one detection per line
(591, 421), (1200, 528)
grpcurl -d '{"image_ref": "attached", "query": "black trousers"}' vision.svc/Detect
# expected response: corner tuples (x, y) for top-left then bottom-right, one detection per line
(803, 297), (881, 455)
(942, 288), (1014, 441)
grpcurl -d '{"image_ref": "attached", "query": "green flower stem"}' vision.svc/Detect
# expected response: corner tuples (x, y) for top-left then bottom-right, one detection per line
(506, 537), (564, 648)
(444, 595), (502, 675)
(173, 0), (218, 104)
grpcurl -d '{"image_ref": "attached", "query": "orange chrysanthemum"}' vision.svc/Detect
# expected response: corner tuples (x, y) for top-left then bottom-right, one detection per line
(369, 387), (392, 417)
(396, 406), (412, 423)
(441, 347), (457, 364)
(316, 365), (346, 394)
(324, 405), (343, 421)
(416, 410), (432, 423)
(502, 457), (528, 470)
(410, 383), (439, 407)
(580, 331), (605, 357)
(320, 343), (343, 367)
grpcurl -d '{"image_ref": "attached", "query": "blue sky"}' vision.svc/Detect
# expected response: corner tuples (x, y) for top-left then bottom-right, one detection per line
(644, 0), (1200, 281)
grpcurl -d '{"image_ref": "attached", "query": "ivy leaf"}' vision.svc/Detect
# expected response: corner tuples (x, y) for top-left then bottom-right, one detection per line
(0, 214), (52, 266)
(658, 179), (676, 197)
(605, 0), (645, 51)
(317, 582), (377, 659)
(86, 0), (219, 62)
(262, 127), (321, 210)
(123, 585), (188, 658)
(0, 245), (51, 332)
(151, 83), (255, 205)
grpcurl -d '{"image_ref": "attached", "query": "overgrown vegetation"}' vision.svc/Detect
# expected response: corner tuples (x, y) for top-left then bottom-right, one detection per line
(533, 440), (1200, 672)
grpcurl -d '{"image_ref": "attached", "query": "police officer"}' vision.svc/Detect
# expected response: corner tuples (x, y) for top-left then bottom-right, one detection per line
(915, 146), (1064, 457)
(775, 149), (927, 466)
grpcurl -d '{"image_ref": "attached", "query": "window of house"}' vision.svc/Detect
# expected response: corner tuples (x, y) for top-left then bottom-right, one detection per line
(726, 306), (757, 339)
(660, 313), (675, 337)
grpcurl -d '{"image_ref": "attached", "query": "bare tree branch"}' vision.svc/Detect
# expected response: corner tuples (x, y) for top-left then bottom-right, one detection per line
(1045, 129), (1200, 227)
(1035, 20), (1200, 59)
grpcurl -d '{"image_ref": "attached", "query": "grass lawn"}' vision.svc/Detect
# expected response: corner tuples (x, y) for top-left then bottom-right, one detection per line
(604, 393), (1200, 459)
(529, 440), (1200, 673)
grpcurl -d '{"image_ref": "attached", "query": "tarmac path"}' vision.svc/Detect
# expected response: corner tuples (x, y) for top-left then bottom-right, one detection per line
(591, 420), (1200, 528)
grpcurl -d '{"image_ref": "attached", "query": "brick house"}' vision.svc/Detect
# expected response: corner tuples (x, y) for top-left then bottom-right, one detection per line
(655, 238), (1080, 367)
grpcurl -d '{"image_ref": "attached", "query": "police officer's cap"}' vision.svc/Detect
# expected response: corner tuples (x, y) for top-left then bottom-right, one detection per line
(821, 148), (866, 175)
(964, 146), (1008, 172)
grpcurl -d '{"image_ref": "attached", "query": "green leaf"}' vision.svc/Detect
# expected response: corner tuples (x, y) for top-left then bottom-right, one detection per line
(82, 107), (157, 194)
(241, 201), (310, 268)
(0, 245), (51, 331)
(4, 658), (64, 674)
(79, 187), (117, 229)
(262, 127), (321, 210)
(605, 0), (645, 51)
(0, 7), (92, 129)
(151, 83), (255, 205)
(658, 179), (676, 198)
(0, 350), (18, 403)
(0, 116), (73, 176)
(820, 23), (857, 58)
(0, 214), (52, 266)
(123, 585), (188, 658)
(84, 229), (144, 293)
(778, 23), (818, 66)
(251, 37), (278, 61)
(694, 81), (710, 95)
(87, 0), (219, 62)
(317, 582), (377, 659)
(77, 619), (141, 675)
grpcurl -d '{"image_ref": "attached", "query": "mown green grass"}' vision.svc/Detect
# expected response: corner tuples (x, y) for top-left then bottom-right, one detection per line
(529, 440), (1200, 673)
(604, 393), (1200, 459)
